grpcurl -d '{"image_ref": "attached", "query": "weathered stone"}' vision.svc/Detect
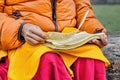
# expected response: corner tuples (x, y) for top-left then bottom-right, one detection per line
(102, 32), (120, 80)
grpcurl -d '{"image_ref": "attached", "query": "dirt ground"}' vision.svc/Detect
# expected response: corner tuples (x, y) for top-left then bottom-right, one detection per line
(102, 31), (120, 80)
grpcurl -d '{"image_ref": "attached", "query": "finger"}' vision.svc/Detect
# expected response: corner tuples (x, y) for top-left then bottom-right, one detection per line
(30, 27), (48, 39)
(102, 29), (108, 36)
(88, 40), (92, 43)
(24, 30), (46, 42)
(27, 32), (45, 42)
(25, 36), (40, 45)
(100, 34), (108, 46)
(91, 39), (103, 48)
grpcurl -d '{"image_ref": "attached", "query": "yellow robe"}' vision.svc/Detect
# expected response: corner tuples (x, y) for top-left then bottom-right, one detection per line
(6, 28), (110, 80)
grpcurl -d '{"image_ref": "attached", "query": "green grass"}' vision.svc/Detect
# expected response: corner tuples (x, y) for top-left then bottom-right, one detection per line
(93, 5), (120, 32)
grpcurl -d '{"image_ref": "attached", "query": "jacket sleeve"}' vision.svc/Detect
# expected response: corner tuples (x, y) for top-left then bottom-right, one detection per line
(74, 0), (105, 33)
(0, 13), (24, 50)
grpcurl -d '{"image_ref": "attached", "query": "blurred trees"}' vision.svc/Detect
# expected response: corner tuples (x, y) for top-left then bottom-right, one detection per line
(91, 0), (120, 4)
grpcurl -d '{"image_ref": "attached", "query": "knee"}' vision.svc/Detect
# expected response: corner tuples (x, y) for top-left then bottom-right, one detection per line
(41, 52), (61, 63)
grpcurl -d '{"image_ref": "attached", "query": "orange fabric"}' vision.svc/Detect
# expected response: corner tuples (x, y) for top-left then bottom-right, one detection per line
(74, 0), (104, 33)
(0, 0), (105, 50)
(0, 13), (24, 50)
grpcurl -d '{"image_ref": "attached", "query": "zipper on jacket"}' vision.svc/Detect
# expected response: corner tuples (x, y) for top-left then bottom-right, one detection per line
(4, 0), (7, 5)
(50, 0), (58, 32)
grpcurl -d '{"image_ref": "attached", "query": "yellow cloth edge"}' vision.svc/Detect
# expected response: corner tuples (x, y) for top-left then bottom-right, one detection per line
(0, 50), (7, 60)
(8, 27), (110, 80)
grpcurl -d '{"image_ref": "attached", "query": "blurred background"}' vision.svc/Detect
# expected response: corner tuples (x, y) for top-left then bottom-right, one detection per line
(91, 1), (120, 80)
(91, 0), (120, 32)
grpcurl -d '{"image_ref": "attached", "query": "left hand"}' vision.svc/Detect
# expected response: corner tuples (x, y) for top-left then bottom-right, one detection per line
(21, 23), (48, 45)
(88, 29), (108, 48)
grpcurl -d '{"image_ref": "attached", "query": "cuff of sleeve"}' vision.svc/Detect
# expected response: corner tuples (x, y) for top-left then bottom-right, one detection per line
(18, 22), (27, 42)
(94, 29), (102, 34)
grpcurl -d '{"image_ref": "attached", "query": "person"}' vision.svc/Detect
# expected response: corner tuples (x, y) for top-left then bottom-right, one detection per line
(0, 0), (110, 80)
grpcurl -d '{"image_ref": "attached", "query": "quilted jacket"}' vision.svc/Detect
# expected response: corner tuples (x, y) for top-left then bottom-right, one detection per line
(0, 0), (105, 50)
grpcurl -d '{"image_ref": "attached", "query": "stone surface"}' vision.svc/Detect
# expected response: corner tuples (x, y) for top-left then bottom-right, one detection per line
(102, 32), (120, 80)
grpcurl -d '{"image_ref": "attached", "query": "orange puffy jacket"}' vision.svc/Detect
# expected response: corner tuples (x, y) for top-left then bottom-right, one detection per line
(0, 0), (105, 50)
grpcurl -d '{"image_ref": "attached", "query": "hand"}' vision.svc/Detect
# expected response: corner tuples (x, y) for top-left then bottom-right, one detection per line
(21, 23), (48, 45)
(88, 29), (108, 48)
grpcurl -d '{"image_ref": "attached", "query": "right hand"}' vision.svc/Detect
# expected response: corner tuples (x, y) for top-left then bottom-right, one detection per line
(88, 29), (108, 48)
(21, 23), (48, 45)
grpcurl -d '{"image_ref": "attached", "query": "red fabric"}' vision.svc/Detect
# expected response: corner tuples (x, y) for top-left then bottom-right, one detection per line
(0, 53), (106, 80)
(33, 52), (107, 80)
(0, 57), (9, 80)
(32, 52), (72, 80)
(71, 58), (107, 80)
